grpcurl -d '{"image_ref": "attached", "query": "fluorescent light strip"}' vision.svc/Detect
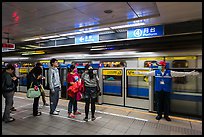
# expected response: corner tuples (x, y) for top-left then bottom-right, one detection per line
(50, 37), (67, 41)
(90, 48), (106, 51)
(2, 57), (30, 60)
(83, 28), (110, 33)
(59, 32), (83, 37)
(110, 22), (145, 29)
(40, 35), (60, 39)
(23, 37), (40, 41)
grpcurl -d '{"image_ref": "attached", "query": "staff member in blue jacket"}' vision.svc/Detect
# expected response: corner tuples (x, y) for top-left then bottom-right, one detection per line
(136, 60), (199, 121)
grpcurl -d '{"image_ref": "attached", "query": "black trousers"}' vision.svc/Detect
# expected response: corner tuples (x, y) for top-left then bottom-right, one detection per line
(3, 91), (14, 121)
(156, 91), (170, 116)
(33, 96), (40, 115)
(84, 87), (97, 118)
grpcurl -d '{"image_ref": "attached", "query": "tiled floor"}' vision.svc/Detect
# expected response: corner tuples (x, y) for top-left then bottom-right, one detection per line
(2, 92), (202, 135)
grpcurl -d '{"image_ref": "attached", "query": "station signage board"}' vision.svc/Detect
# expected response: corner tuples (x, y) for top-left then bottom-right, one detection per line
(127, 25), (164, 39)
(2, 43), (15, 49)
(75, 33), (99, 44)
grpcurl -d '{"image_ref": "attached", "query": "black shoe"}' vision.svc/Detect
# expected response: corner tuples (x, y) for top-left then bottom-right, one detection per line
(91, 116), (96, 121)
(156, 115), (162, 120)
(10, 107), (17, 111)
(33, 112), (42, 116)
(164, 116), (171, 121)
(43, 103), (49, 106)
(83, 117), (88, 122)
(4, 117), (15, 123)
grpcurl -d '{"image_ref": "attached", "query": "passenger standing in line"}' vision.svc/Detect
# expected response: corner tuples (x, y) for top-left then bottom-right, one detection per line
(35, 62), (49, 106)
(136, 60), (199, 121)
(67, 65), (81, 118)
(10, 70), (18, 112)
(27, 66), (43, 116)
(81, 64), (101, 122)
(2, 64), (16, 123)
(48, 58), (61, 115)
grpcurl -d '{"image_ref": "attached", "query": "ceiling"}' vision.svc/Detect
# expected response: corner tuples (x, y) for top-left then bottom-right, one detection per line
(2, 2), (202, 59)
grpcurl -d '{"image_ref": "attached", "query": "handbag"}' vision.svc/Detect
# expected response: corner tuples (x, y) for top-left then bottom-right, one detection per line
(27, 82), (41, 98)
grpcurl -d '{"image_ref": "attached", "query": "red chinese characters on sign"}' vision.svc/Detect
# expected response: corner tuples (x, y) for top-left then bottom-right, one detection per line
(2, 43), (15, 49)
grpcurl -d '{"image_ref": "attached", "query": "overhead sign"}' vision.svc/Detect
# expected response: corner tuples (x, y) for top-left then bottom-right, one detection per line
(127, 25), (164, 39)
(2, 43), (15, 49)
(75, 34), (99, 44)
(103, 70), (122, 76)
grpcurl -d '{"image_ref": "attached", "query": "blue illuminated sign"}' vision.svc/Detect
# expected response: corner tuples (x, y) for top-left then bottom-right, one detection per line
(75, 34), (99, 44)
(127, 25), (164, 39)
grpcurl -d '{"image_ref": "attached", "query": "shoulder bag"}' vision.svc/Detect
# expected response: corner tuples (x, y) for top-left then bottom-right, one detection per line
(27, 82), (41, 98)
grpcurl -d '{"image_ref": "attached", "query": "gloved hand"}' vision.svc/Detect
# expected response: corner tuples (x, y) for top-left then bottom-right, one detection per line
(34, 85), (38, 91)
(191, 70), (199, 76)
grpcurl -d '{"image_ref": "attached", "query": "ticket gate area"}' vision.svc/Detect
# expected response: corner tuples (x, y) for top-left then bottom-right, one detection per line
(98, 68), (153, 110)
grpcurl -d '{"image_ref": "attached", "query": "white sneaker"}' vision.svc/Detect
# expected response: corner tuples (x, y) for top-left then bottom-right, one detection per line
(56, 110), (60, 112)
(51, 111), (59, 115)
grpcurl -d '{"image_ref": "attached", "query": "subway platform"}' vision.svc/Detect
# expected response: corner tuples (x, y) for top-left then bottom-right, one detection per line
(2, 92), (202, 135)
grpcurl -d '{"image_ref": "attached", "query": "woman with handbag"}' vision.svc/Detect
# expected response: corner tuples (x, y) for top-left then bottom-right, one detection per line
(67, 65), (82, 118)
(27, 66), (43, 116)
(81, 64), (101, 122)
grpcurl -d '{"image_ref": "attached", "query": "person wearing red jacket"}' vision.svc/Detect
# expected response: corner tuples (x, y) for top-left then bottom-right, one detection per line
(67, 65), (82, 118)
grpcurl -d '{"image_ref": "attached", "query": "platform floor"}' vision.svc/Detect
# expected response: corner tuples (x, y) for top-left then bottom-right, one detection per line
(2, 92), (202, 135)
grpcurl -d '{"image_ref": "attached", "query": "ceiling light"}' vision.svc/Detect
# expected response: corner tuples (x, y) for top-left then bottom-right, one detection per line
(23, 37), (40, 41)
(110, 23), (145, 29)
(2, 57), (30, 61)
(40, 35), (60, 39)
(59, 32), (83, 37)
(90, 48), (106, 51)
(50, 37), (67, 41)
(83, 28), (110, 33)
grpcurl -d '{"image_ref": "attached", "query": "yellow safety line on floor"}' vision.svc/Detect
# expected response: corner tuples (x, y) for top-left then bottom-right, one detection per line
(14, 92), (202, 123)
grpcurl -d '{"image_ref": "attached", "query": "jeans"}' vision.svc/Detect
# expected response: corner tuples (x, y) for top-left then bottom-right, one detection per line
(3, 91), (14, 121)
(49, 87), (60, 113)
(68, 96), (77, 114)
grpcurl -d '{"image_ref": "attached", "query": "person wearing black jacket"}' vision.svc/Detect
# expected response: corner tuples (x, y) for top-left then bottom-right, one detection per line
(35, 63), (49, 106)
(27, 66), (43, 116)
(2, 64), (16, 123)
(10, 71), (18, 112)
